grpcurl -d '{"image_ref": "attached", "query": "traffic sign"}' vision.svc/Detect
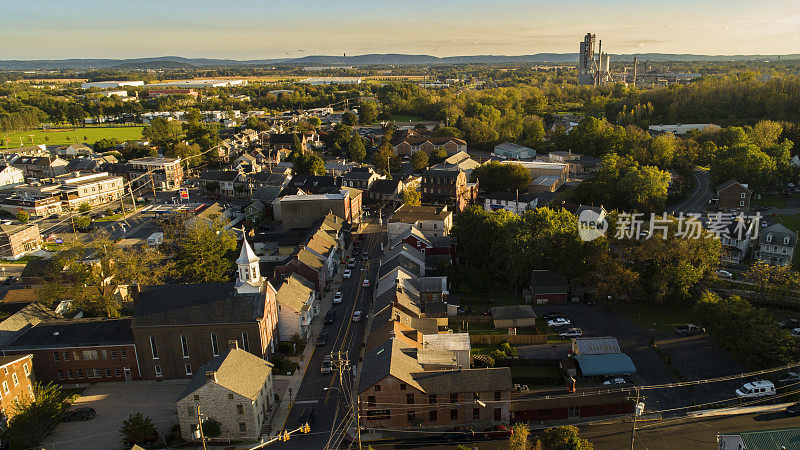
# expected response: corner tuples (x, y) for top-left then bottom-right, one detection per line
(179, 188), (189, 200)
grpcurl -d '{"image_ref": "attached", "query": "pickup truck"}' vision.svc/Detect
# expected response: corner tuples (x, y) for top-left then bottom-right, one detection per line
(675, 324), (705, 336)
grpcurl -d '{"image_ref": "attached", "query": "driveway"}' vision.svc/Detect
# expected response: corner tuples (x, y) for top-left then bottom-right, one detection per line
(43, 380), (188, 450)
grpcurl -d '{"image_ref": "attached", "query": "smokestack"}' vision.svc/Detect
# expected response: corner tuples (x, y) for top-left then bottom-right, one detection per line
(228, 340), (239, 350)
(206, 371), (217, 383)
(632, 57), (638, 89)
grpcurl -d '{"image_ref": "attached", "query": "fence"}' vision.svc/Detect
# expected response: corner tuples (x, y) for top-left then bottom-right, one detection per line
(469, 334), (547, 345)
(449, 315), (493, 326)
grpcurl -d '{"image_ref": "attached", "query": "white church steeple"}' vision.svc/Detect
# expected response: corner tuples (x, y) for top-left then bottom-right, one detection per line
(235, 231), (263, 294)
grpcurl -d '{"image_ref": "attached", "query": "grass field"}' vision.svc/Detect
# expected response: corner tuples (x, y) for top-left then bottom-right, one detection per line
(610, 303), (696, 333)
(753, 194), (788, 209)
(777, 214), (800, 233)
(2, 126), (144, 148)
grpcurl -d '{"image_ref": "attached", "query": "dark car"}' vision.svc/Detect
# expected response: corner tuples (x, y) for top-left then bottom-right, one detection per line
(324, 310), (336, 324)
(63, 407), (96, 421)
(675, 324), (705, 336)
(298, 407), (315, 427)
(786, 402), (800, 416)
(777, 371), (800, 385)
(316, 332), (329, 346)
(586, 298), (597, 306)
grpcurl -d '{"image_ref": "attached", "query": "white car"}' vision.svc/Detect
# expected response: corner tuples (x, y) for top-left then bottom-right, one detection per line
(791, 328), (800, 339)
(547, 318), (571, 328)
(736, 380), (776, 398)
(333, 291), (343, 304)
(716, 269), (733, 279)
(603, 377), (626, 385)
(352, 311), (362, 322)
(320, 355), (332, 374)
(558, 328), (583, 338)
(343, 269), (352, 279)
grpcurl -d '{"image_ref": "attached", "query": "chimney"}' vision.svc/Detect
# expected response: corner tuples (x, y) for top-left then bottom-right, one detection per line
(228, 340), (239, 350)
(206, 371), (217, 383)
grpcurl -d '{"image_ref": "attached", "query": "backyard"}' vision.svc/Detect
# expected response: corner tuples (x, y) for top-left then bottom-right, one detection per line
(2, 126), (144, 148)
(753, 194), (788, 209)
(776, 213), (800, 233)
(609, 303), (696, 333)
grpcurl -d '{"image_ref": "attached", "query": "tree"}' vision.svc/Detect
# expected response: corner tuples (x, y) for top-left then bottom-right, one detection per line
(172, 216), (237, 283)
(94, 137), (120, 152)
(293, 153), (326, 176)
(79, 202), (91, 213)
(537, 426), (593, 450)
(373, 145), (400, 176)
(38, 230), (172, 317)
(403, 189), (421, 206)
(359, 101), (378, 124)
(142, 117), (184, 149)
(120, 412), (158, 446)
(72, 215), (92, 232)
(6, 382), (65, 449)
(202, 417), (222, 438)
(15, 209), (29, 224)
(165, 142), (202, 168)
(347, 135), (367, 162)
(411, 150), (429, 170)
(308, 117), (322, 128)
(471, 161), (531, 193)
(430, 148), (448, 165)
(509, 423), (530, 450)
(291, 133), (303, 154)
(342, 111), (358, 126)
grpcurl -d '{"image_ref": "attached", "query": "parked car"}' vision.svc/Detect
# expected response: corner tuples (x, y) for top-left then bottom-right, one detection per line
(333, 291), (343, 304)
(320, 356), (332, 374)
(716, 269), (733, 279)
(298, 407), (315, 426)
(347, 261), (355, 268)
(792, 328), (800, 339)
(777, 371), (800, 385)
(361, 279), (371, 288)
(352, 311), (362, 322)
(343, 269), (352, 279)
(546, 318), (571, 328)
(324, 310), (336, 325)
(570, 295), (581, 303)
(735, 380), (776, 398)
(586, 297), (597, 306)
(558, 328), (583, 338)
(786, 402), (800, 416)
(316, 332), (329, 346)
(603, 377), (626, 385)
(361, 253), (369, 261)
(63, 407), (96, 422)
(778, 318), (800, 329)
(675, 324), (705, 336)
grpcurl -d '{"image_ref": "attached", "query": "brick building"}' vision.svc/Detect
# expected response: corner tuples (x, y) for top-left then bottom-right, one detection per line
(420, 169), (476, 212)
(0, 224), (42, 260)
(131, 239), (279, 380)
(716, 179), (752, 210)
(390, 131), (467, 157)
(3, 319), (140, 383)
(273, 189), (362, 229)
(0, 354), (35, 420)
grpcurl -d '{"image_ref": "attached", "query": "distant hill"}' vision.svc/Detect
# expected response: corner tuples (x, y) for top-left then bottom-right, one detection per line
(2, 53), (799, 70)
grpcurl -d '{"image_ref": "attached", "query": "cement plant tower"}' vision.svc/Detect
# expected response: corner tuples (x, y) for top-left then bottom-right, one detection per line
(578, 32), (612, 85)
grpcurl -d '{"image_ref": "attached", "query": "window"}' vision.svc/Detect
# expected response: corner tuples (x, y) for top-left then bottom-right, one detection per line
(187, 406), (194, 416)
(111, 350), (117, 359)
(82, 350), (98, 360)
(149, 336), (159, 359)
(450, 393), (457, 403)
(67, 370), (74, 380)
(407, 411), (415, 422)
(228, 393), (234, 400)
(115, 368), (121, 377)
(374, 385), (381, 392)
(429, 410), (437, 421)
(399, 383), (407, 390)
(368, 396), (376, 407)
(473, 408), (480, 419)
(105, 369), (111, 377)
(767, 234), (773, 243)
(741, 193), (746, 199)
(73, 352), (80, 361)
(180, 335), (190, 358)
(154, 365), (162, 377)
(406, 394), (414, 404)
(64, 351), (69, 361)
(494, 408), (501, 421)
(238, 422), (247, 433)
(57, 370), (64, 380)
(428, 394), (436, 404)
(740, 200), (745, 207)
(785, 236), (791, 245)
(450, 409), (458, 420)
(211, 334), (219, 356)
(101, 349), (107, 359)
(53, 352), (60, 362)
(494, 391), (501, 401)
(11, 373), (18, 386)
(237, 404), (244, 415)
(76, 370), (84, 379)
(121, 349), (127, 358)
(241, 332), (250, 352)
(23, 363), (29, 376)
(185, 364), (192, 376)
(194, 395), (200, 401)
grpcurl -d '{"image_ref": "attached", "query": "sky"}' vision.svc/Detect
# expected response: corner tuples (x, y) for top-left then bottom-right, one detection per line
(2, 0), (800, 60)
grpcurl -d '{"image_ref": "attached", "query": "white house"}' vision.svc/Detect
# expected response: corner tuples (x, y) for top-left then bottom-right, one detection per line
(0, 165), (25, 189)
(275, 274), (317, 342)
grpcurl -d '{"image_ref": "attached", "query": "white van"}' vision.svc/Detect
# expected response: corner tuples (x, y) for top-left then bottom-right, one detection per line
(735, 380), (776, 398)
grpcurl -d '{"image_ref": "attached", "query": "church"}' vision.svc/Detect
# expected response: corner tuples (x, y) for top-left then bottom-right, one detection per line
(131, 236), (279, 380)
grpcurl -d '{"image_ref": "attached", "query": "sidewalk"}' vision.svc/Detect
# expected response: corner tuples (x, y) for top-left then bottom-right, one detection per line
(263, 246), (349, 439)
(687, 401), (794, 418)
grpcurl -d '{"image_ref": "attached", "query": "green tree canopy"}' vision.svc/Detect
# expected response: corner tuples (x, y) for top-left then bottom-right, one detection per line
(120, 412), (158, 446)
(471, 161), (531, 193)
(143, 117), (184, 149)
(347, 135), (367, 162)
(172, 216), (237, 283)
(410, 150), (429, 170)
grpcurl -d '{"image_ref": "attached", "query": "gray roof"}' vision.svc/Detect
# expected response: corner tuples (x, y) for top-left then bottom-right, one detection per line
(490, 305), (536, 321)
(177, 347), (273, 402)
(735, 427), (800, 450)
(343, 171), (376, 180)
(359, 338), (423, 394)
(200, 170), (240, 182)
(572, 336), (621, 355)
(411, 367), (512, 395)
(5, 318), (132, 350)
(716, 179), (751, 195)
(379, 253), (422, 279)
(132, 283), (265, 327)
(370, 179), (402, 194)
(575, 353), (637, 376)
(0, 302), (61, 349)
(760, 223), (797, 246)
(530, 270), (568, 292)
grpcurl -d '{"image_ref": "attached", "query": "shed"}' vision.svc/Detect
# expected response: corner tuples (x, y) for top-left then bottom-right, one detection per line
(529, 270), (568, 304)
(490, 305), (537, 329)
(574, 353), (637, 377)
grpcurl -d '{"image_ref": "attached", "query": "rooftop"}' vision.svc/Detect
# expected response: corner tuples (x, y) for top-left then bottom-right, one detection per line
(177, 347), (273, 402)
(5, 318), (133, 350)
(133, 284), (265, 327)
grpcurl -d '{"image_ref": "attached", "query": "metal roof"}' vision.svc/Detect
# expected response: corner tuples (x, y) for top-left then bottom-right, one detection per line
(574, 353), (636, 377)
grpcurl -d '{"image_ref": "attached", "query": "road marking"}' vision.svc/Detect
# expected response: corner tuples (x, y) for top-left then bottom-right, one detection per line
(294, 400), (319, 405)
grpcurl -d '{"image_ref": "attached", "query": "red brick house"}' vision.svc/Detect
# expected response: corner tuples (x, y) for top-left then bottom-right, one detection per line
(511, 390), (633, 423)
(716, 179), (752, 210)
(390, 131), (467, 157)
(0, 354), (35, 420)
(3, 319), (140, 384)
(529, 270), (568, 304)
(420, 169), (477, 212)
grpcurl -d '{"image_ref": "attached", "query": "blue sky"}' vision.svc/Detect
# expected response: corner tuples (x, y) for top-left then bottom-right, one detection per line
(2, 0), (799, 59)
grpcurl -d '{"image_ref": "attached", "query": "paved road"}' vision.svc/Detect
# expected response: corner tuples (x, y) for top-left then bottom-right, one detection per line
(671, 168), (712, 213)
(274, 227), (383, 449)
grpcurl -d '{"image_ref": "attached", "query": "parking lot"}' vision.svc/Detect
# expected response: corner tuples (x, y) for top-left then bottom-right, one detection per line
(531, 303), (750, 410)
(42, 381), (187, 450)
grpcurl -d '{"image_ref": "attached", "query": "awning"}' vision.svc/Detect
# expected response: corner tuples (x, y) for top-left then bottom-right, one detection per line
(575, 353), (637, 377)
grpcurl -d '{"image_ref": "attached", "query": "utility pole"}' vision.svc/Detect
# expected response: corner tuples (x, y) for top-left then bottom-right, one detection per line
(149, 172), (157, 199)
(197, 405), (207, 450)
(630, 387), (641, 450)
(356, 397), (362, 449)
(129, 184), (138, 212)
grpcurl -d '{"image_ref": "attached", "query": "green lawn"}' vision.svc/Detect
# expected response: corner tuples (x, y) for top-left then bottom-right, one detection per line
(458, 289), (524, 312)
(390, 114), (427, 123)
(2, 126), (143, 148)
(95, 214), (123, 222)
(4, 255), (43, 265)
(610, 303), (696, 333)
(753, 194), (788, 209)
(777, 214), (800, 233)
